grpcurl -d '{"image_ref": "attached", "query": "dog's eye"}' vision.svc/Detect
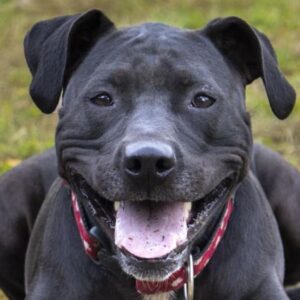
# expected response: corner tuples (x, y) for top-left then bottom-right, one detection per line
(90, 92), (113, 107)
(191, 93), (215, 108)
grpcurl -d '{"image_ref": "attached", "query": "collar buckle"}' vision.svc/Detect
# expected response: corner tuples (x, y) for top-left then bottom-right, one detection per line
(183, 254), (194, 300)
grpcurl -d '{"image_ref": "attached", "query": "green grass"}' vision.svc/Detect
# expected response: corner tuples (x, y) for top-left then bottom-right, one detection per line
(1, 0), (300, 174)
(1, 0), (300, 175)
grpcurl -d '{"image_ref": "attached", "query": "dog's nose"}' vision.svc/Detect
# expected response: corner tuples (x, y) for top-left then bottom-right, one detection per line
(123, 142), (175, 187)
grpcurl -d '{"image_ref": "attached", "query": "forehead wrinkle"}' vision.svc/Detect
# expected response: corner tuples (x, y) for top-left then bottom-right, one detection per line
(134, 54), (201, 89)
(160, 62), (199, 87)
(104, 68), (132, 87)
(107, 54), (202, 92)
(86, 26), (223, 92)
(82, 63), (134, 90)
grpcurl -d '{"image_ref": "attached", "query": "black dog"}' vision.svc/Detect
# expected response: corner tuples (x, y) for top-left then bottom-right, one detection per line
(1, 9), (300, 299)
(0, 149), (57, 299)
(1, 145), (300, 299)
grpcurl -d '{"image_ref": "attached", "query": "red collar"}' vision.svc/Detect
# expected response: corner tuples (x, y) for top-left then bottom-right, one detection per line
(71, 191), (234, 295)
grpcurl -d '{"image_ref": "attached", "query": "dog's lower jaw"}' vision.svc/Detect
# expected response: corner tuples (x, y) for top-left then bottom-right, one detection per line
(143, 291), (175, 300)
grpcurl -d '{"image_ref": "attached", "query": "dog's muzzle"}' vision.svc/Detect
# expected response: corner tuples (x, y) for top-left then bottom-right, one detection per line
(69, 182), (234, 296)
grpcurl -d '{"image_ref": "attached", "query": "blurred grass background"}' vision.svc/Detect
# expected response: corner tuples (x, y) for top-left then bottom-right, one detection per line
(1, 0), (300, 174)
(1, 0), (300, 298)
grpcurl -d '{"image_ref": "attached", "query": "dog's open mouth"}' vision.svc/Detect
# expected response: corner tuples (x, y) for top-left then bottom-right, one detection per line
(71, 172), (236, 264)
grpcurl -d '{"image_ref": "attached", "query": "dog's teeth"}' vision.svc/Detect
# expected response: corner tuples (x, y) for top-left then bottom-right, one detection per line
(184, 202), (192, 211)
(184, 202), (192, 220)
(114, 201), (120, 211)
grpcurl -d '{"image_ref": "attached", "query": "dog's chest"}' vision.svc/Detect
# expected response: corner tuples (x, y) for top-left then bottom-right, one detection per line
(142, 292), (175, 300)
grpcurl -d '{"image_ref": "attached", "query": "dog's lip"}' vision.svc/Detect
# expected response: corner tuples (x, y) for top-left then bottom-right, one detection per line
(117, 246), (188, 281)
(70, 170), (236, 260)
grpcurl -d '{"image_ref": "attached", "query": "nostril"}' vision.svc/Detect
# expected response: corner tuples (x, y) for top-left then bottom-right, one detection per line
(156, 157), (174, 174)
(126, 158), (141, 174)
(123, 142), (176, 181)
(156, 159), (165, 173)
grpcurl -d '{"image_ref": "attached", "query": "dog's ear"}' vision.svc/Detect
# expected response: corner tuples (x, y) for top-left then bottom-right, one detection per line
(203, 17), (296, 119)
(24, 9), (114, 114)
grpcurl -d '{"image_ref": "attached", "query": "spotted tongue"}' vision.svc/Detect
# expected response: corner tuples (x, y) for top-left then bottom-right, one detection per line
(115, 201), (189, 259)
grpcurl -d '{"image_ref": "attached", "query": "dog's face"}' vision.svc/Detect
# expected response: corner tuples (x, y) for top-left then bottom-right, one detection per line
(60, 23), (249, 202)
(24, 10), (295, 281)
(58, 23), (248, 278)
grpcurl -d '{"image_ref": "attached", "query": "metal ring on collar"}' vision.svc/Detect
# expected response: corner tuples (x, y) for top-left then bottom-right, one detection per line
(183, 254), (194, 300)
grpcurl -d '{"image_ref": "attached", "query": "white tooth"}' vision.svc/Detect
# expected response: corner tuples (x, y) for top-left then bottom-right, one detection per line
(114, 201), (120, 211)
(184, 202), (192, 212)
(184, 202), (192, 220)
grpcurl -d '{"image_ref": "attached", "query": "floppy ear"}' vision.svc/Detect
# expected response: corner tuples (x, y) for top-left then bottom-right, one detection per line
(203, 17), (296, 119)
(24, 9), (115, 114)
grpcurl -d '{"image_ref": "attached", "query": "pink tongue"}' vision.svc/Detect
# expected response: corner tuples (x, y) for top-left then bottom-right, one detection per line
(115, 201), (188, 259)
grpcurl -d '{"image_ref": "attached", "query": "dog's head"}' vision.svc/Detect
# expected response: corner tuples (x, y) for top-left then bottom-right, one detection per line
(24, 10), (295, 281)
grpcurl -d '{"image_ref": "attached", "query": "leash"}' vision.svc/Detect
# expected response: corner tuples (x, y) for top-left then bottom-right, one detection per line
(70, 187), (234, 299)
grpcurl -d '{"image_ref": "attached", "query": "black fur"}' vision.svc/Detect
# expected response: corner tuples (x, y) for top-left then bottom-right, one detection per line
(0, 10), (299, 300)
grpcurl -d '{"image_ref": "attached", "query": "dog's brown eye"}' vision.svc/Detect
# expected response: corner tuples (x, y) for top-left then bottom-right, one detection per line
(191, 93), (215, 108)
(90, 92), (113, 107)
